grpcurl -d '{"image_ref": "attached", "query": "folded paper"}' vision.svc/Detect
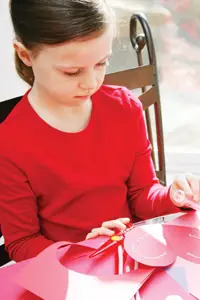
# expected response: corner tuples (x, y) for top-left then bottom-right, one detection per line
(167, 256), (200, 299)
(0, 260), (40, 299)
(140, 269), (197, 300)
(15, 240), (154, 300)
(2, 211), (200, 299)
(163, 225), (200, 264)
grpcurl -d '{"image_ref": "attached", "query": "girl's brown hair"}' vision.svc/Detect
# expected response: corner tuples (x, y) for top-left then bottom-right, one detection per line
(10, 0), (114, 86)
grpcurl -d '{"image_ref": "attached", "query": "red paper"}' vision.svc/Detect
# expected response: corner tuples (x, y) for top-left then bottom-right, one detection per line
(58, 240), (117, 276)
(15, 241), (155, 300)
(124, 224), (176, 267)
(163, 225), (200, 264)
(140, 269), (197, 300)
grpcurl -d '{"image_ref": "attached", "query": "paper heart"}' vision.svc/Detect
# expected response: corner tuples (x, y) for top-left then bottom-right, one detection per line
(124, 224), (176, 267)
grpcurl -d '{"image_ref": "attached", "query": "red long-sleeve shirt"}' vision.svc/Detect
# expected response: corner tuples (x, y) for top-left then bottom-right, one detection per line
(0, 85), (180, 262)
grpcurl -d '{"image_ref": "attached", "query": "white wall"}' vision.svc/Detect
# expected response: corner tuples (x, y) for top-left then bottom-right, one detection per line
(0, 1), (28, 101)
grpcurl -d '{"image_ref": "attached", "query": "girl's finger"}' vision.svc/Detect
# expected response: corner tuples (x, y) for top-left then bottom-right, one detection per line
(186, 173), (200, 202)
(86, 227), (115, 240)
(85, 218), (131, 240)
(117, 217), (130, 224)
(173, 174), (193, 198)
(101, 218), (130, 231)
(86, 232), (98, 240)
(91, 227), (115, 236)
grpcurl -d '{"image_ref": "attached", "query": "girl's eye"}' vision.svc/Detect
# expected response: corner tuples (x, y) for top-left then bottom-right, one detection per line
(63, 60), (109, 77)
(97, 60), (110, 67)
(64, 70), (80, 77)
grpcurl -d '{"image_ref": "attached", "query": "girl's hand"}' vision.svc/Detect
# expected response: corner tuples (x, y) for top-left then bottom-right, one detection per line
(170, 173), (200, 207)
(86, 217), (130, 240)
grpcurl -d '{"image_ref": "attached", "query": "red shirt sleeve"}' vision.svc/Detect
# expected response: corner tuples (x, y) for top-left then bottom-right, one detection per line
(0, 147), (54, 262)
(125, 90), (181, 219)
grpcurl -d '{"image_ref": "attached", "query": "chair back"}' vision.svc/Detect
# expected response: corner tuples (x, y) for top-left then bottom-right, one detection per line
(0, 96), (22, 123)
(0, 230), (10, 266)
(104, 12), (166, 185)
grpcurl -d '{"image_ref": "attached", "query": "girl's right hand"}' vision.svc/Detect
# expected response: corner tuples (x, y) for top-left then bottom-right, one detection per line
(85, 217), (130, 240)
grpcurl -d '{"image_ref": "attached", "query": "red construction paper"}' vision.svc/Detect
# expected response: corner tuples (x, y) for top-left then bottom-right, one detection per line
(58, 240), (117, 276)
(15, 241), (155, 300)
(140, 269), (197, 300)
(124, 224), (176, 267)
(167, 256), (200, 300)
(163, 225), (200, 264)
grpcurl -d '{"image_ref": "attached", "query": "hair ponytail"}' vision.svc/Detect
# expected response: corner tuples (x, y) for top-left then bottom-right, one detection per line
(14, 50), (34, 86)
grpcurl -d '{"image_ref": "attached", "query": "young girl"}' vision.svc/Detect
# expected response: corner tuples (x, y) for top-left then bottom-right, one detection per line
(0, 0), (199, 263)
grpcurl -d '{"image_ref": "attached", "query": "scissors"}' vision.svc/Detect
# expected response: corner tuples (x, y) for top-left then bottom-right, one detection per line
(89, 190), (200, 258)
(89, 212), (183, 258)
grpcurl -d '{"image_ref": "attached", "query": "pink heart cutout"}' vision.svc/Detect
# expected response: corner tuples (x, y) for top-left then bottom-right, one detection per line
(124, 224), (176, 267)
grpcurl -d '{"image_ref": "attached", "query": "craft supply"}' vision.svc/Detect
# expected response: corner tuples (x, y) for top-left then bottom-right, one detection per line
(89, 234), (124, 258)
(89, 213), (180, 258)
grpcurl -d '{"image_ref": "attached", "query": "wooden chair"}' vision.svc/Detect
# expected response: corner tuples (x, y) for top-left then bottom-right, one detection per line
(104, 12), (166, 186)
(0, 12), (165, 266)
(0, 96), (22, 123)
(0, 234), (10, 267)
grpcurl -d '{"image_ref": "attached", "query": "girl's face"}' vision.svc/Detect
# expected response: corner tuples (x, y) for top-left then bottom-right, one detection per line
(18, 25), (114, 105)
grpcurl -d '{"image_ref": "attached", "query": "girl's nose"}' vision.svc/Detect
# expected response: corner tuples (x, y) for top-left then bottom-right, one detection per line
(79, 69), (97, 91)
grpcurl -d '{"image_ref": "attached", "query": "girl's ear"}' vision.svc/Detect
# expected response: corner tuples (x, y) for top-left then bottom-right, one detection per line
(13, 40), (33, 67)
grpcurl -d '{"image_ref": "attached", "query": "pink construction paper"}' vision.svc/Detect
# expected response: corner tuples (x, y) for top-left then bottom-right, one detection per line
(140, 269), (197, 300)
(165, 211), (200, 228)
(163, 225), (200, 264)
(15, 242), (71, 300)
(124, 224), (176, 267)
(0, 236), (111, 300)
(0, 260), (40, 299)
(15, 240), (155, 300)
(167, 256), (200, 300)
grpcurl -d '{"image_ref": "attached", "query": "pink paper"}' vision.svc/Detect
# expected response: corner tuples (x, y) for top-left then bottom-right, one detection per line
(140, 269), (197, 300)
(166, 211), (200, 228)
(0, 260), (40, 299)
(15, 242), (71, 300)
(15, 240), (155, 300)
(163, 225), (200, 264)
(124, 224), (176, 267)
(167, 256), (200, 299)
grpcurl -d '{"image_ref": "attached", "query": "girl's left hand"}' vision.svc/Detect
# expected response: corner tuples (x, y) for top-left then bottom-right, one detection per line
(85, 217), (130, 240)
(170, 173), (200, 207)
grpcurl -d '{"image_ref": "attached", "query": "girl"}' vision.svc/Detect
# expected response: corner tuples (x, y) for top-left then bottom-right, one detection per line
(0, 0), (199, 262)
